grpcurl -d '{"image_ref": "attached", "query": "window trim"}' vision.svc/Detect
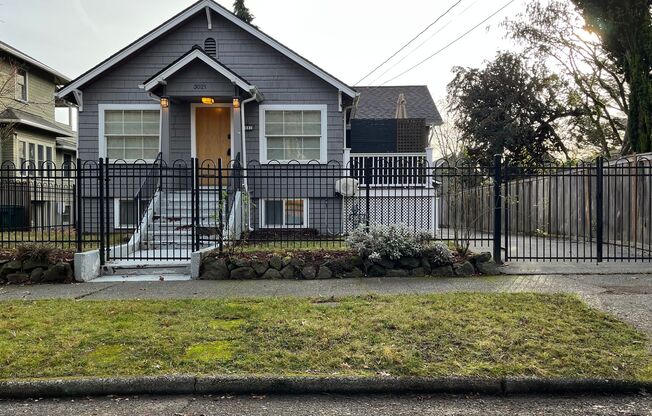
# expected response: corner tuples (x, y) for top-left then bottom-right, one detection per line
(15, 67), (28, 102)
(98, 104), (161, 162)
(260, 198), (309, 229)
(259, 104), (328, 164)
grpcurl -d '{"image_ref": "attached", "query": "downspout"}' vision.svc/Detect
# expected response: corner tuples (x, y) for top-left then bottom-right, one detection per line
(240, 95), (257, 231)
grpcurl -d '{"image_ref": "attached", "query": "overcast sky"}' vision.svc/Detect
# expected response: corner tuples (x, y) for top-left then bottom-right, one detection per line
(0, 0), (528, 107)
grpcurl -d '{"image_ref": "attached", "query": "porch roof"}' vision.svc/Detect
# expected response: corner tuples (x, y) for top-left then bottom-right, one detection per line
(140, 46), (263, 101)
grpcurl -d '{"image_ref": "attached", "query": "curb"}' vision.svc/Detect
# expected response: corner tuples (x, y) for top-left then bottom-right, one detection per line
(0, 376), (650, 399)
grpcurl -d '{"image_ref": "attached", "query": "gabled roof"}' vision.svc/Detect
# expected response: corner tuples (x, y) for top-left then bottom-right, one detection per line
(0, 40), (70, 84)
(57, 0), (357, 99)
(0, 108), (75, 137)
(352, 86), (442, 126)
(141, 46), (263, 101)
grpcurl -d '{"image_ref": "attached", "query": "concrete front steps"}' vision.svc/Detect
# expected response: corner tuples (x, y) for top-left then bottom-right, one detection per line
(96, 260), (192, 282)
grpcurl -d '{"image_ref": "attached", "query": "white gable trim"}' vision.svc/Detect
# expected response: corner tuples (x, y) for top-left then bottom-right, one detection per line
(141, 49), (253, 93)
(57, 0), (357, 99)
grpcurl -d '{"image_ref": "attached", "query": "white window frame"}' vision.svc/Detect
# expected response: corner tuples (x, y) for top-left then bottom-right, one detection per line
(15, 68), (28, 102)
(98, 104), (161, 162)
(260, 198), (309, 228)
(259, 104), (328, 164)
(114, 198), (141, 229)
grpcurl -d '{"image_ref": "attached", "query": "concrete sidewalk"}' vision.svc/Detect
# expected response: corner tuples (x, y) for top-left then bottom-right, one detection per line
(1, 274), (651, 342)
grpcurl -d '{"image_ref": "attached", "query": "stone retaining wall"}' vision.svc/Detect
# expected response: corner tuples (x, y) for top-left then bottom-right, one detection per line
(200, 251), (500, 280)
(0, 258), (74, 285)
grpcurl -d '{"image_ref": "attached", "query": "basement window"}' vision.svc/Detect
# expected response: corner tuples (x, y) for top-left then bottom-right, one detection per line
(261, 199), (308, 228)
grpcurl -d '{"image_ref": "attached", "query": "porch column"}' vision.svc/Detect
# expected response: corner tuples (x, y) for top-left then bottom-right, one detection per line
(232, 106), (243, 163)
(160, 104), (170, 161)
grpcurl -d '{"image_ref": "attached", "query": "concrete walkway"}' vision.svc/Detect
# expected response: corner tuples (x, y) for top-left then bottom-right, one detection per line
(1, 274), (651, 342)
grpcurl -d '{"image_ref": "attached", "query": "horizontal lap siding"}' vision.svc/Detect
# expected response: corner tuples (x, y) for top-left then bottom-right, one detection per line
(78, 11), (344, 164)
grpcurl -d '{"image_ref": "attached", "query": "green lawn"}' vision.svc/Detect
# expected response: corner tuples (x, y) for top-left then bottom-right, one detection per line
(0, 293), (649, 381)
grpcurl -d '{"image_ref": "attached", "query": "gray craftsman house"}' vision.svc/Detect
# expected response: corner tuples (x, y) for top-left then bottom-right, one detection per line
(56, 0), (440, 267)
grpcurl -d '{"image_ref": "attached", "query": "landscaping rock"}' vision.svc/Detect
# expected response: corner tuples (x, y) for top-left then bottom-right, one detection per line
(201, 258), (230, 280)
(420, 257), (431, 269)
(475, 261), (502, 275)
(1, 260), (22, 277)
(269, 255), (283, 270)
(261, 268), (282, 279)
(22, 258), (50, 272)
(289, 257), (306, 269)
(301, 265), (317, 280)
(251, 260), (269, 276)
(323, 259), (352, 273)
(6, 272), (29, 284)
(232, 258), (251, 268)
(385, 269), (410, 277)
(230, 267), (257, 280)
(454, 261), (476, 277)
(342, 267), (364, 278)
(280, 265), (297, 279)
(375, 258), (395, 269)
(431, 265), (455, 276)
(469, 252), (492, 264)
(42, 262), (73, 283)
(316, 266), (333, 279)
(399, 256), (420, 269)
(367, 264), (387, 277)
(30, 267), (45, 283)
(410, 267), (427, 277)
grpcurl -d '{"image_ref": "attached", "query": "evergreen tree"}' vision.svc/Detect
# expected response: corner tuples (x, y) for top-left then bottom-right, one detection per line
(233, 0), (256, 26)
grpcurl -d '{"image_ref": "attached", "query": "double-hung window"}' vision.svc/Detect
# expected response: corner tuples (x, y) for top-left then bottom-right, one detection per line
(15, 68), (27, 102)
(261, 199), (308, 228)
(100, 105), (160, 162)
(260, 105), (327, 163)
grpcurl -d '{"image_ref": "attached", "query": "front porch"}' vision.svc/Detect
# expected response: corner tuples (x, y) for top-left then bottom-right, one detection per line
(142, 46), (263, 164)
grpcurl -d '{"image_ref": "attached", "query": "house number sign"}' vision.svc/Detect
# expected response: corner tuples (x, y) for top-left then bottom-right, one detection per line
(193, 83), (207, 90)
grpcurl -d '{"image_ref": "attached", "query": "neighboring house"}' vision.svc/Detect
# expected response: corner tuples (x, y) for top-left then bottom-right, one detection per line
(0, 40), (77, 228)
(348, 85), (441, 155)
(0, 40), (76, 168)
(54, 0), (440, 263)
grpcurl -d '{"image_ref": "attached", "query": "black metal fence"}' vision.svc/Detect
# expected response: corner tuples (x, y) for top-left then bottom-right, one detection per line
(2, 155), (652, 264)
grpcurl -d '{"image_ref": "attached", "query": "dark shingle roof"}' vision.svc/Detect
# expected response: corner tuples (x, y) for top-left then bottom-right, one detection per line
(352, 86), (442, 126)
(0, 108), (75, 137)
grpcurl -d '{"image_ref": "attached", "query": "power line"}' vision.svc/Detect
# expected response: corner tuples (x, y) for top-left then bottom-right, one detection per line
(355, 0), (464, 85)
(368, 0), (482, 85)
(380, 0), (516, 86)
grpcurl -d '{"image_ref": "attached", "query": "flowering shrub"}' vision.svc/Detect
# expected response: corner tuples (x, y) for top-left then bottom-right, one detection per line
(346, 224), (432, 260)
(423, 242), (454, 266)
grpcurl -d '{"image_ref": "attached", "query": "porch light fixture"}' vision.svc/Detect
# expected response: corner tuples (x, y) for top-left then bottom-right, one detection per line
(160, 96), (170, 108)
(232, 97), (240, 108)
(201, 97), (215, 105)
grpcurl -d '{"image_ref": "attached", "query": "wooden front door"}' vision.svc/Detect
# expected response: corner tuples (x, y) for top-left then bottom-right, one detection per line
(195, 107), (231, 164)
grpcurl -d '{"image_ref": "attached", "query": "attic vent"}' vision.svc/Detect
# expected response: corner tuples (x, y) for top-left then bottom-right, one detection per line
(204, 38), (217, 58)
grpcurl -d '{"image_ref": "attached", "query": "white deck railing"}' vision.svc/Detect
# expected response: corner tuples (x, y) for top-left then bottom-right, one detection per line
(348, 153), (429, 187)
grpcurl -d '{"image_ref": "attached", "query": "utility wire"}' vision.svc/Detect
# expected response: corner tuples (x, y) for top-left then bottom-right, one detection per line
(368, 0), (481, 85)
(380, 0), (516, 85)
(355, 0), (464, 85)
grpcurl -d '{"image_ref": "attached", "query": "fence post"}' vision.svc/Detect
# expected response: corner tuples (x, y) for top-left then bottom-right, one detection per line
(218, 158), (224, 253)
(104, 159), (111, 263)
(364, 157), (372, 229)
(596, 156), (604, 262)
(190, 158), (197, 253)
(98, 158), (105, 265)
(493, 154), (503, 264)
(75, 159), (83, 253)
